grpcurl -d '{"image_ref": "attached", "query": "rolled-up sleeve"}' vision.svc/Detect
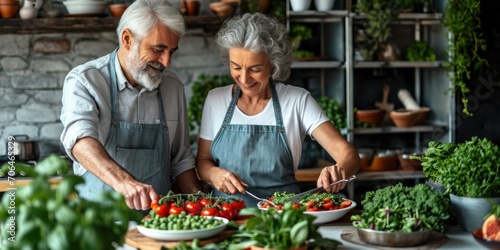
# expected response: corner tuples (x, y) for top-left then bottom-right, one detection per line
(60, 63), (112, 163)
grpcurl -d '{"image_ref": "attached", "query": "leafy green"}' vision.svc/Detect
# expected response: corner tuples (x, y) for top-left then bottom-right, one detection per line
(351, 183), (452, 233)
(406, 41), (436, 62)
(228, 203), (341, 249)
(410, 141), (456, 183)
(0, 154), (142, 250)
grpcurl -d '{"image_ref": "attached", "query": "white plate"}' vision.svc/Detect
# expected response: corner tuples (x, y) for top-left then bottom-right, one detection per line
(258, 200), (356, 224)
(136, 216), (229, 241)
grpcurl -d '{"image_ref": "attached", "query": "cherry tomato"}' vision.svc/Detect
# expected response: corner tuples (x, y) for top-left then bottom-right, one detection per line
(219, 209), (235, 220)
(199, 197), (214, 206)
(154, 203), (170, 217)
(230, 199), (246, 211)
(321, 201), (334, 210)
(150, 197), (160, 210)
(169, 203), (185, 215)
(201, 206), (219, 217)
(306, 206), (319, 212)
(340, 200), (352, 209)
(304, 201), (316, 208)
(292, 203), (301, 209)
(185, 200), (204, 215)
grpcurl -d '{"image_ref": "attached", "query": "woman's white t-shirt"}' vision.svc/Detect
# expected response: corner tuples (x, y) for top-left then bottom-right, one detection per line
(199, 83), (330, 171)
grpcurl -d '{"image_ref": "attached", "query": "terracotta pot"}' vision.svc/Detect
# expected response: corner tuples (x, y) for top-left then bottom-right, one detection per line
(355, 109), (386, 127)
(389, 109), (419, 127)
(109, 4), (128, 18)
(209, 2), (234, 17)
(185, 0), (200, 16)
(0, 3), (19, 19)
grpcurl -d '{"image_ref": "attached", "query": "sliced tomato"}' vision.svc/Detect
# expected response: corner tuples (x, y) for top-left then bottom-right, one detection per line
(340, 200), (352, 208)
(304, 201), (316, 208)
(321, 201), (334, 210)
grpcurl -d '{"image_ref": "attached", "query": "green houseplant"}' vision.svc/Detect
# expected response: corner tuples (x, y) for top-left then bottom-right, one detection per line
(187, 74), (233, 133)
(0, 154), (142, 250)
(442, 0), (488, 116)
(412, 137), (500, 231)
(290, 24), (314, 59)
(406, 41), (436, 62)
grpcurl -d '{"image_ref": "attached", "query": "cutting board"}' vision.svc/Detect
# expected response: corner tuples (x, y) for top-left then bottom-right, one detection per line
(125, 215), (252, 250)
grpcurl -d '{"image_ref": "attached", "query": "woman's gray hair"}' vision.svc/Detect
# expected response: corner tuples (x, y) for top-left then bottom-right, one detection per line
(117, 0), (185, 46)
(215, 13), (294, 82)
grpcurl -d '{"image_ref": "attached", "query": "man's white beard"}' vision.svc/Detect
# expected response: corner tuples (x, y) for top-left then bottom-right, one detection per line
(126, 44), (164, 91)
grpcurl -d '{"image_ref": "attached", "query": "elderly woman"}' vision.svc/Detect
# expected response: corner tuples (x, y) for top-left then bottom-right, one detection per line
(196, 13), (359, 207)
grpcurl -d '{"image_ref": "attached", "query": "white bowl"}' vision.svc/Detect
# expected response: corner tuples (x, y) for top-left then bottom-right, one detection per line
(137, 216), (228, 241)
(63, 1), (106, 15)
(258, 200), (356, 224)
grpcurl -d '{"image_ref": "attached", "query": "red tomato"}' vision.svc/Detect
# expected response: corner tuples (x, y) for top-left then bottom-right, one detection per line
(199, 197), (214, 206)
(219, 209), (235, 220)
(230, 199), (246, 211)
(306, 206), (319, 212)
(340, 200), (352, 209)
(154, 203), (170, 217)
(321, 201), (334, 210)
(150, 197), (160, 210)
(201, 206), (219, 217)
(304, 201), (316, 208)
(185, 200), (204, 215)
(292, 203), (301, 209)
(169, 203), (185, 215)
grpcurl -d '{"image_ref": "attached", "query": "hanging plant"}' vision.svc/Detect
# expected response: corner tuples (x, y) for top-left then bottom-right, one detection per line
(443, 0), (488, 116)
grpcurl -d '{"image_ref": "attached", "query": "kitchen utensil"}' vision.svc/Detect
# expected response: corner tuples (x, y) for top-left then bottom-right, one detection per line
(289, 175), (356, 204)
(246, 191), (277, 207)
(375, 84), (394, 120)
(7, 134), (39, 161)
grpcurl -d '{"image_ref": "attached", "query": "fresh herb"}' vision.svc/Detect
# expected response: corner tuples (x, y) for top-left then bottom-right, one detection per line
(419, 137), (500, 197)
(406, 41), (436, 61)
(0, 154), (142, 250)
(228, 203), (342, 249)
(351, 183), (452, 233)
(486, 199), (500, 220)
(443, 0), (488, 116)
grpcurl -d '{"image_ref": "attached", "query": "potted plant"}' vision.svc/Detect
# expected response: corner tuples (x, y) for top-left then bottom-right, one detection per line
(227, 203), (342, 249)
(412, 137), (500, 232)
(355, 0), (431, 61)
(0, 154), (142, 249)
(187, 74), (233, 135)
(442, 0), (488, 116)
(406, 40), (436, 62)
(290, 24), (314, 59)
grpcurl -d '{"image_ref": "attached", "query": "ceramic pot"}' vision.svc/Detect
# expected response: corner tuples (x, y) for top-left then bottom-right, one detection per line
(109, 3), (128, 18)
(449, 194), (500, 232)
(185, 0), (200, 16)
(19, 0), (39, 19)
(314, 0), (334, 11)
(289, 0), (311, 12)
(0, 3), (19, 18)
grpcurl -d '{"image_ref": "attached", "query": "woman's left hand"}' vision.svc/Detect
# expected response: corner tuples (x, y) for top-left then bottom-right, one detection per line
(317, 165), (347, 193)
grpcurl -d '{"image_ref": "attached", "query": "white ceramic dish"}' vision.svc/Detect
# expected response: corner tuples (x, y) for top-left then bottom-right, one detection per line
(136, 217), (228, 241)
(258, 200), (356, 224)
(356, 228), (433, 247)
(62, 1), (106, 15)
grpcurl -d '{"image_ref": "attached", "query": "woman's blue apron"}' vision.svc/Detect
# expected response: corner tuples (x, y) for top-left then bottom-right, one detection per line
(210, 84), (300, 207)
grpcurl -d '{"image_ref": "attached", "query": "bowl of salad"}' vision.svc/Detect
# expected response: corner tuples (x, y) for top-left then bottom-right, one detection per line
(257, 192), (356, 224)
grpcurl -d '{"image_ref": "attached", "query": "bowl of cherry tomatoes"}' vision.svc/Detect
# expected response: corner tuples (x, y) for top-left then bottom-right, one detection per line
(257, 192), (356, 224)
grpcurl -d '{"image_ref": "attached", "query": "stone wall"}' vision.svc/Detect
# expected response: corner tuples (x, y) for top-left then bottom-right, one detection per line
(0, 29), (228, 159)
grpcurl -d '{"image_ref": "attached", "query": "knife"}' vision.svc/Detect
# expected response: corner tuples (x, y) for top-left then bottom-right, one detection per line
(289, 175), (356, 204)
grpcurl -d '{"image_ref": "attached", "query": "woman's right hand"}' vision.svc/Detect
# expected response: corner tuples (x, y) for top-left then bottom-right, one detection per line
(212, 168), (249, 195)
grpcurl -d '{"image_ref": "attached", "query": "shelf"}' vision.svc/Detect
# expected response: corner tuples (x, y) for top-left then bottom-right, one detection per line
(289, 10), (349, 18)
(0, 15), (224, 34)
(352, 12), (443, 20)
(292, 60), (343, 69)
(352, 125), (447, 134)
(354, 61), (447, 68)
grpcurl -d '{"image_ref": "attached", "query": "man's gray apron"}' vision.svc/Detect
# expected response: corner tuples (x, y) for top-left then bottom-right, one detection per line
(210, 84), (300, 207)
(78, 49), (171, 211)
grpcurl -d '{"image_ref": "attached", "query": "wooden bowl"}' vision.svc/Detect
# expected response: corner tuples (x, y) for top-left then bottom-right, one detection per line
(390, 109), (419, 127)
(209, 2), (235, 17)
(109, 3), (128, 18)
(355, 109), (386, 127)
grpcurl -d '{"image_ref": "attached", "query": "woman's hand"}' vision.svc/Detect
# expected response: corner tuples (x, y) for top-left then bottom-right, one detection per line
(212, 168), (249, 194)
(317, 165), (347, 193)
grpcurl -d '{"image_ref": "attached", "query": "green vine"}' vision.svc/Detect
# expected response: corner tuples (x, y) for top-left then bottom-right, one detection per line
(443, 0), (488, 116)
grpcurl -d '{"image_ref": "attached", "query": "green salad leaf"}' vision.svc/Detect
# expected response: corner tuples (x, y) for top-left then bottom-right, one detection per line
(351, 183), (452, 233)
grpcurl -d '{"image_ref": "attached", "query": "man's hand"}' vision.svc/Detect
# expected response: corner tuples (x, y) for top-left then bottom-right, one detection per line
(115, 180), (159, 210)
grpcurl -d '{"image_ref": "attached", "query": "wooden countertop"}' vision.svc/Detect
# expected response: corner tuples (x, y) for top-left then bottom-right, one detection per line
(0, 176), (62, 192)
